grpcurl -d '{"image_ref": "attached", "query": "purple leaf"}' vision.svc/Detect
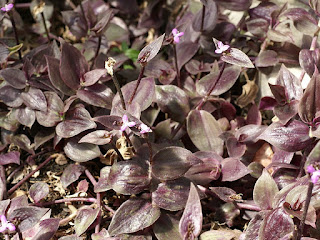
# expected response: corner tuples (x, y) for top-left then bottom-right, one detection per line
(29, 182), (49, 203)
(259, 96), (278, 110)
(152, 178), (191, 211)
(274, 64), (303, 101)
(298, 70), (320, 123)
(179, 183), (202, 240)
(81, 69), (107, 87)
(192, 1), (217, 32)
(259, 208), (294, 240)
(56, 106), (97, 138)
(64, 139), (101, 162)
(0, 84), (23, 108)
(299, 49), (320, 77)
(138, 34), (165, 64)
(253, 169), (279, 210)
(58, 235), (82, 240)
(187, 110), (223, 155)
(74, 207), (99, 236)
(209, 187), (238, 202)
(79, 130), (112, 145)
(221, 48), (254, 68)
(62, 11), (88, 40)
(92, 228), (118, 240)
(243, 213), (265, 240)
(155, 85), (190, 123)
(14, 107), (36, 128)
(108, 198), (160, 236)
(20, 87), (47, 111)
(36, 92), (64, 127)
(77, 83), (114, 109)
(184, 151), (222, 185)
(94, 167), (111, 193)
(176, 42), (199, 70)
(274, 100), (299, 124)
(46, 56), (75, 96)
(60, 42), (89, 90)
(185, 60), (211, 75)
(107, 160), (150, 195)
(34, 130), (55, 150)
(259, 120), (313, 152)
(196, 64), (241, 96)
(0, 151), (20, 165)
(221, 157), (251, 181)
(255, 50), (279, 67)
(31, 218), (60, 240)
(144, 58), (176, 85)
(153, 213), (182, 240)
(226, 137), (246, 158)
(0, 68), (27, 89)
(214, 0), (252, 11)
(10, 134), (34, 155)
(0, 42), (9, 63)
(246, 18), (269, 37)
(112, 77), (155, 115)
(61, 164), (86, 189)
(91, 9), (115, 36)
(93, 115), (122, 130)
(152, 146), (198, 181)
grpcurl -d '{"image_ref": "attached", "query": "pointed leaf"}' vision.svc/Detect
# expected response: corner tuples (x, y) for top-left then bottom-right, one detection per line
(108, 198), (160, 236)
(259, 120), (312, 152)
(0, 84), (23, 108)
(64, 139), (101, 162)
(274, 100), (299, 124)
(0, 151), (20, 165)
(176, 42), (199, 70)
(152, 147), (197, 181)
(91, 9), (114, 36)
(61, 164), (86, 189)
(32, 218), (60, 240)
(0, 68), (27, 89)
(79, 130), (112, 145)
(20, 87), (47, 111)
(192, 1), (217, 32)
(14, 107), (36, 128)
(179, 183), (202, 240)
(221, 48), (254, 68)
(81, 69), (107, 87)
(60, 42), (89, 90)
(153, 213), (182, 240)
(29, 182), (49, 203)
(299, 49), (320, 77)
(221, 157), (250, 181)
(138, 34), (165, 64)
(187, 110), (223, 155)
(298, 70), (320, 123)
(253, 169), (279, 210)
(74, 207), (99, 236)
(255, 50), (279, 67)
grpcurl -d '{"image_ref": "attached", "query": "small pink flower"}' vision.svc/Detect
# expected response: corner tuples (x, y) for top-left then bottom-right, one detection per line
(172, 28), (184, 44)
(307, 165), (320, 184)
(0, 215), (15, 232)
(215, 41), (230, 54)
(1, 3), (13, 12)
(120, 115), (136, 132)
(139, 123), (152, 134)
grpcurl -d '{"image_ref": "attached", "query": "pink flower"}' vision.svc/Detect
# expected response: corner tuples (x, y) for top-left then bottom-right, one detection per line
(1, 3), (13, 12)
(139, 123), (152, 134)
(215, 41), (230, 54)
(0, 215), (15, 232)
(172, 28), (184, 44)
(120, 115), (136, 132)
(307, 165), (320, 184)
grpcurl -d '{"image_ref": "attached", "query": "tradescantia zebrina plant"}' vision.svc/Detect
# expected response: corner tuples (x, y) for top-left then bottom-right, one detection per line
(1, 0), (320, 239)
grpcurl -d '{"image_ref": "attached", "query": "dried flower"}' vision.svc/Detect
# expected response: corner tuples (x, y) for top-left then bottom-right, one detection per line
(120, 115), (136, 132)
(215, 41), (230, 54)
(0, 215), (15, 232)
(1, 3), (13, 12)
(32, 1), (45, 16)
(307, 165), (320, 184)
(172, 28), (184, 44)
(105, 57), (116, 77)
(139, 123), (152, 134)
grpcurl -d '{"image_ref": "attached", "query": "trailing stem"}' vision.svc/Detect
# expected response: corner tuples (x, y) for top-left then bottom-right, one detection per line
(40, 12), (50, 42)
(200, 5), (205, 32)
(196, 62), (226, 110)
(9, 13), (22, 60)
(91, 35), (102, 70)
(128, 65), (146, 104)
(173, 44), (181, 88)
(294, 181), (313, 240)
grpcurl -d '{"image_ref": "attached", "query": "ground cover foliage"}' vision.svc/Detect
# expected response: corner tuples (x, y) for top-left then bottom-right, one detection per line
(1, 0), (320, 239)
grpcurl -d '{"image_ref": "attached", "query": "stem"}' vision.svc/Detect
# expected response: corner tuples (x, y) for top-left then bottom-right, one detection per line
(40, 12), (50, 42)
(111, 141), (124, 162)
(95, 193), (101, 233)
(91, 35), (101, 70)
(112, 74), (126, 110)
(85, 169), (97, 186)
(9, 13), (22, 61)
(196, 62), (226, 110)
(200, 5), (205, 32)
(295, 181), (313, 240)
(173, 44), (181, 88)
(33, 197), (96, 206)
(128, 65), (146, 104)
(79, 1), (88, 29)
(102, 204), (115, 214)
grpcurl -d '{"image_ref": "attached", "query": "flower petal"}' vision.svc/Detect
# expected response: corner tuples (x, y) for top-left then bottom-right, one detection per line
(127, 121), (136, 127)
(174, 36), (180, 43)
(120, 125), (127, 132)
(122, 115), (128, 123)
(7, 223), (15, 231)
(172, 28), (178, 35)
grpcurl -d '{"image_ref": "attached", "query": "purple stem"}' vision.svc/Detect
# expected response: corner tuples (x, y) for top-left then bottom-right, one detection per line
(91, 35), (101, 70)
(128, 65), (146, 104)
(40, 12), (50, 42)
(173, 44), (181, 88)
(33, 197), (97, 206)
(9, 12), (22, 61)
(95, 193), (101, 233)
(200, 5), (205, 32)
(8, 156), (54, 195)
(85, 169), (97, 186)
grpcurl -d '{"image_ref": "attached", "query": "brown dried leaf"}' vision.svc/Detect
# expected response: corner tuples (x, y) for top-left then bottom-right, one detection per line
(236, 80), (259, 108)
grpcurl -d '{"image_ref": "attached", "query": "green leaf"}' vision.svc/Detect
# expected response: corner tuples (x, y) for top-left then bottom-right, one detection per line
(125, 48), (139, 61)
